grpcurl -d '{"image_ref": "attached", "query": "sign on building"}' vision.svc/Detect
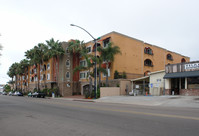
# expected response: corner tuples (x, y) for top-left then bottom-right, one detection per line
(184, 63), (199, 70)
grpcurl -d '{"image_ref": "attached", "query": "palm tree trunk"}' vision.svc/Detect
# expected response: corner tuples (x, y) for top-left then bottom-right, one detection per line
(89, 75), (92, 98)
(98, 62), (101, 87)
(15, 75), (17, 91)
(12, 77), (14, 91)
(106, 62), (109, 87)
(37, 64), (40, 91)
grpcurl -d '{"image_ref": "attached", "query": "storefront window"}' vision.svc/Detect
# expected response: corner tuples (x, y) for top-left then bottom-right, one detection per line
(187, 77), (199, 89)
(181, 78), (185, 89)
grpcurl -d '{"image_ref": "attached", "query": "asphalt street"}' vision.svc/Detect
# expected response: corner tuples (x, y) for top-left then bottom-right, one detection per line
(1, 95), (199, 136)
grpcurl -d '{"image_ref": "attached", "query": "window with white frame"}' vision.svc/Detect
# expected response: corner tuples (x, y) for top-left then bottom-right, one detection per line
(34, 76), (38, 82)
(47, 74), (50, 80)
(47, 63), (50, 70)
(66, 72), (70, 79)
(80, 72), (86, 79)
(86, 45), (92, 54)
(80, 60), (87, 67)
(40, 75), (43, 81)
(34, 69), (37, 74)
(103, 69), (110, 77)
(66, 59), (70, 67)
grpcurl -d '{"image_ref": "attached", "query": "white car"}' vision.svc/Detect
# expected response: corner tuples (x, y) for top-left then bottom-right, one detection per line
(8, 92), (13, 96)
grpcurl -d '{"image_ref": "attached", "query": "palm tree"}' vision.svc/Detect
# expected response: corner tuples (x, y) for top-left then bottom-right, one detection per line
(70, 41), (95, 97)
(25, 46), (41, 90)
(97, 42), (121, 86)
(68, 40), (85, 95)
(7, 62), (19, 90)
(38, 43), (50, 89)
(7, 63), (18, 90)
(46, 38), (64, 93)
(19, 59), (29, 92)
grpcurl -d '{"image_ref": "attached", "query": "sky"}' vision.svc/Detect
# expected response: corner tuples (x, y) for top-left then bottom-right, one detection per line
(0, 0), (199, 84)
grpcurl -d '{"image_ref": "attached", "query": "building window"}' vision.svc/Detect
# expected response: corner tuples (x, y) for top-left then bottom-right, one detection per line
(86, 46), (92, 54)
(80, 72), (86, 79)
(144, 59), (153, 67)
(47, 63), (50, 70)
(67, 82), (70, 87)
(167, 54), (173, 60)
(181, 58), (186, 63)
(188, 77), (199, 89)
(144, 47), (153, 55)
(66, 59), (70, 67)
(103, 37), (110, 48)
(80, 60), (87, 67)
(34, 69), (37, 74)
(34, 76), (38, 82)
(66, 47), (70, 54)
(40, 75), (43, 81)
(47, 73), (50, 80)
(66, 72), (70, 79)
(44, 64), (46, 71)
(92, 43), (101, 52)
(103, 69), (110, 77)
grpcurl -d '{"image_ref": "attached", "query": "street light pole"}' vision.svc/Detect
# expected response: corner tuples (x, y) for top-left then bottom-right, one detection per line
(70, 24), (97, 98)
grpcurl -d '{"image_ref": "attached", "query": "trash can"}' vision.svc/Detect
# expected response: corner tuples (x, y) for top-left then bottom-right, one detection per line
(172, 91), (174, 95)
(52, 92), (55, 98)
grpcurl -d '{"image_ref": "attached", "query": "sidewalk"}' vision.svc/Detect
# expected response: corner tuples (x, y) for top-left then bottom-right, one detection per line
(55, 95), (199, 108)
(96, 95), (199, 108)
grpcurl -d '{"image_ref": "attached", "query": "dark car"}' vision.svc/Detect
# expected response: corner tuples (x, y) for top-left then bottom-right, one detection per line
(17, 92), (23, 96)
(32, 92), (46, 98)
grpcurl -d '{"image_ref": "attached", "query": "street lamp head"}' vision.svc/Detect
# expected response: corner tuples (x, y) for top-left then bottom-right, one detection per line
(70, 24), (75, 26)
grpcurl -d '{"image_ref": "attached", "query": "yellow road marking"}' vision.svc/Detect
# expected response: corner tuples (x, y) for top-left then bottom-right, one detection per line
(32, 99), (199, 121)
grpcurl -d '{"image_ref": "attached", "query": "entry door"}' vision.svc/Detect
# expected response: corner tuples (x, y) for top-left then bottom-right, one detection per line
(171, 78), (179, 95)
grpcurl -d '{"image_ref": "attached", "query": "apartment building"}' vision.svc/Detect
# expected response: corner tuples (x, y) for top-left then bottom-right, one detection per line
(78, 32), (189, 92)
(14, 31), (190, 96)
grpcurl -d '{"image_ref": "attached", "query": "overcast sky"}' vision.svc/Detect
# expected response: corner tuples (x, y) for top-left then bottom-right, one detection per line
(0, 0), (199, 84)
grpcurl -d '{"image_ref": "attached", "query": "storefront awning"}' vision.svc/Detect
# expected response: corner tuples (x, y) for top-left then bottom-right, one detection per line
(164, 71), (199, 79)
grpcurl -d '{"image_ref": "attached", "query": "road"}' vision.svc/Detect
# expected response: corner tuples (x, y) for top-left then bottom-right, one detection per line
(0, 95), (199, 136)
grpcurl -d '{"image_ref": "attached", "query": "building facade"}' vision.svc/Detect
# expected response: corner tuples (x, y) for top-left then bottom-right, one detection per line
(14, 31), (190, 96)
(164, 61), (199, 96)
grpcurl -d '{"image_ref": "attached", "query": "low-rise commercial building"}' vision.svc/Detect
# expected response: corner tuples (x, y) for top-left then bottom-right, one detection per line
(164, 61), (199, 96)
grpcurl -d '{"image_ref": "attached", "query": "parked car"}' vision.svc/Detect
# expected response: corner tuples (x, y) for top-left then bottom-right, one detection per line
(2, 91), (7, 95)
(28, 92), (32, 97)
(13, 91), (23, 96)
(32, 92), (45, 98)
(17, 92), (23, 96)
(8, 92), (13, 96)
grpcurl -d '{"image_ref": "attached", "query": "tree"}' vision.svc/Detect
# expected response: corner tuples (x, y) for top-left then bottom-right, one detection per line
(18, 59), (29, 92)
(68, 40), (85, 95)
(25, 43), (50, 91)
(68, 40), (96, 97)
(7, 62), (19, 90)
(97, 42), (121, 86)
(3, 84), (11, 93)
(46, 38), (64, 94)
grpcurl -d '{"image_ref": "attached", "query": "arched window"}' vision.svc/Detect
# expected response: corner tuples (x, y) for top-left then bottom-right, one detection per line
(181, 58), (186, 63)
(167, 54), (173, 60)
(66, 59), (70, 67)
(144, 47), (153, 55)
(66, 72), (70, 79)
(144, 71), (150, 76)
(144, 59), (153, 67)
